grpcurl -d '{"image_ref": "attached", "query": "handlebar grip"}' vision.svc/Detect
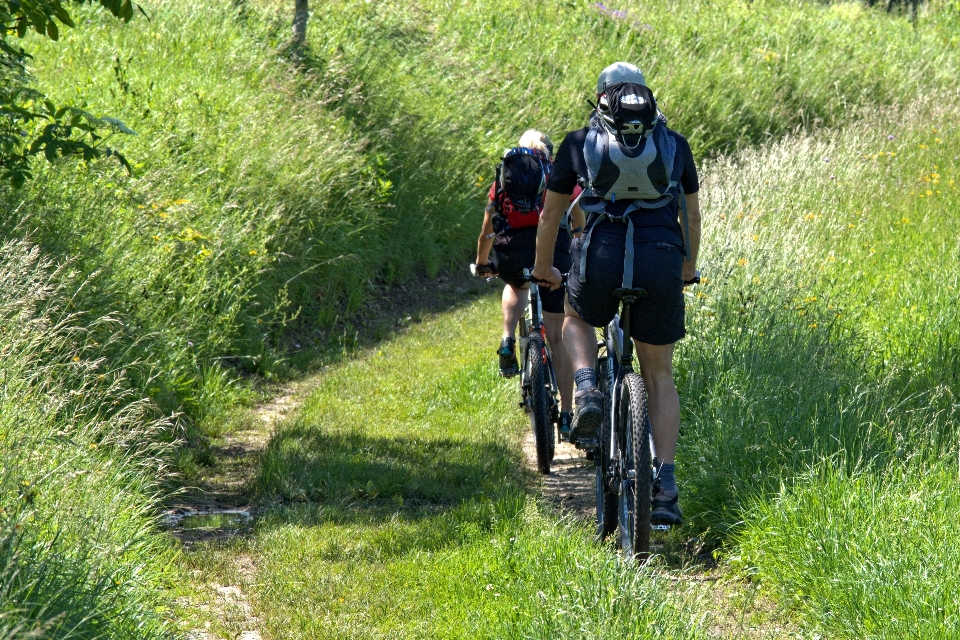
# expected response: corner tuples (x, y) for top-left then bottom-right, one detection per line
(470, 263), (497, 277)
(522, 268), (568, 286)
(683, 270), (701, 286)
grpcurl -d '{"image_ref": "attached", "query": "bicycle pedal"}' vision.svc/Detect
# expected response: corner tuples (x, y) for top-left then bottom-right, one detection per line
(651, 524), (671, 532)
(573, 438), (599, 451)
(584, 449), (595, 461)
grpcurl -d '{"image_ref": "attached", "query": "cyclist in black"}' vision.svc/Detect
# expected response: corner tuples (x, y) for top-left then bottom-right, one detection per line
(531, 63), (701, 525)
(475, 130), (584, 437)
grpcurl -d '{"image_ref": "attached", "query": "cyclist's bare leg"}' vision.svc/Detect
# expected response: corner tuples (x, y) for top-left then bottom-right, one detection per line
(561, 299), (596, 372)
(502, 284), (529, 338)
(543, 311), (572, 412)
(635, 341), (679, 465)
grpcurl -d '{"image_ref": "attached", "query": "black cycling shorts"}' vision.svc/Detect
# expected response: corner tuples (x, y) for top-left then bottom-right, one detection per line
(492, 227), (572, 314)
(567, 221), (685, 345)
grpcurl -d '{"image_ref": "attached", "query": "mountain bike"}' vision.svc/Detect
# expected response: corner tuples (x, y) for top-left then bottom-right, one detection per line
(517, 268), (563, 474)
(593, 273), (700, 560)
(588, 286), (655, 559)
(471, 264), (561, 474)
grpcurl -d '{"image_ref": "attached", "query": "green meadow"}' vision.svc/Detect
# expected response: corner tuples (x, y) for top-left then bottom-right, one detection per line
(2, 0), (959, 636)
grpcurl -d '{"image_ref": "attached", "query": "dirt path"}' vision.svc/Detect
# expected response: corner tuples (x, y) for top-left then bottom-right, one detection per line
(175, 378), (319, 640)
(522, 428), (595, 518)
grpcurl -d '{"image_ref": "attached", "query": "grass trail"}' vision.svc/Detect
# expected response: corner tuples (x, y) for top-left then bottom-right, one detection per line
(179, 296), (709, 639)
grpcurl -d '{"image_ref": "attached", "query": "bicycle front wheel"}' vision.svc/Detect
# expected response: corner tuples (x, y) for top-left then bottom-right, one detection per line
(617, 372), (652, 560)
(525, 333), (553, 474)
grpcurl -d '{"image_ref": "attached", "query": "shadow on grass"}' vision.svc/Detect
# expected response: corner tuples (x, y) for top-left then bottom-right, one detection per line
(250, 422), (531, 561)
(258, 423), (524, 513)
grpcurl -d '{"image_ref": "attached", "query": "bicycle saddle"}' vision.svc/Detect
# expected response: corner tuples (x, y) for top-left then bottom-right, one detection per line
(612, 287), (648, 302)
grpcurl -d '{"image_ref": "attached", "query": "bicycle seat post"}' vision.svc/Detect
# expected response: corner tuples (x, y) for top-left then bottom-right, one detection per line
(611, 287), (647, 370)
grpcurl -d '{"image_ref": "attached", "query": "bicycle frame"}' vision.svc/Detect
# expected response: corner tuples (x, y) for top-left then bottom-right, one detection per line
(600, 296), (638, 466)
(519, 281), (560, 409)
(596, 293), (669, 543)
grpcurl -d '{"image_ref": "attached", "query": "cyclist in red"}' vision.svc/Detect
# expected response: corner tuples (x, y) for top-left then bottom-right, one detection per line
(474, 129), (584, 437)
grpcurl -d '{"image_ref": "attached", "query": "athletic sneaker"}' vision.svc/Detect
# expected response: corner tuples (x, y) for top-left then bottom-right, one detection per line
(498, 336), (519, 378)
(650, 487), (682, 526)
(558, 411), (572, 440)
(570, 387), (603, 442)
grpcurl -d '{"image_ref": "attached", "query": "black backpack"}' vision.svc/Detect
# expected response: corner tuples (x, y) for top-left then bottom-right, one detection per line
(493, 147), (546, 223)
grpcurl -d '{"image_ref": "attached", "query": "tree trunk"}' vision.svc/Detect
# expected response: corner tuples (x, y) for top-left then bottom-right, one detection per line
(289, 0), (309, 52)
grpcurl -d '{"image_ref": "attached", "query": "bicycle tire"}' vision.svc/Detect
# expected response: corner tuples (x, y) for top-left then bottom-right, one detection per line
(525, 333), (553, 474)
(594, 354), (617, 540)
(617, 371), (652, 560)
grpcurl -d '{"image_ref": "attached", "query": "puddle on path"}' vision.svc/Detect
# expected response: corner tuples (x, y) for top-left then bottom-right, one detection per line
(163, 509), (254, 531)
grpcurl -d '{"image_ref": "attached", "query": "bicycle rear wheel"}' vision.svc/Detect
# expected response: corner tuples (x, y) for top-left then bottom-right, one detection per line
(617, 371), (652, 560)
(594, 354), (617, 540)
(525, 333), (553, 474)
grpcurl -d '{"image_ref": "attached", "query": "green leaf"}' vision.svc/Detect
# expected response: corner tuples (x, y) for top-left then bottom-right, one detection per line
(107, 147), (133, 175)
(47, 19), (59, 40)
(120, 0), (133, 21)
(16, 19), (26, 37)
(53, 4), (75, 28)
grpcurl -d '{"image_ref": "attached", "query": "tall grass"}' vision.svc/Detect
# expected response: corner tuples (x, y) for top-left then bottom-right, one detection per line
(7, 0), (959, 434)
(0, 240), (174, 638)
(674, 95), (960, 636)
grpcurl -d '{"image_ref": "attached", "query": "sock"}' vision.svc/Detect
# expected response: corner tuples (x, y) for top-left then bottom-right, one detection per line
(657, 463), (676, 492)
(574, 367), (596, 391)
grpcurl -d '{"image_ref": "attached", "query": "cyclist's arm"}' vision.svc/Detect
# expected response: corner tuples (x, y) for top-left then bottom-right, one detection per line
(532, 189), (569, 288)
(680, 191), (701, 282)
(476, 199), (496, 265)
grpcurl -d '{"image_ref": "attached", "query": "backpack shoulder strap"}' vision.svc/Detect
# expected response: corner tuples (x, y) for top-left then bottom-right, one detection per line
(678, 184), (690, 258)
(492, 163), (505, 214)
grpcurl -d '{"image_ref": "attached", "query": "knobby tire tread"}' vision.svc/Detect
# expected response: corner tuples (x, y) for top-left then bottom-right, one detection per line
(620, 372), (651, 560)
(526, 333), (552, 474)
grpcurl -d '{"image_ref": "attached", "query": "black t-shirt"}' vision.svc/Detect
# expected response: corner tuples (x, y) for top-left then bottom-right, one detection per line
(547, 126), (699, 246)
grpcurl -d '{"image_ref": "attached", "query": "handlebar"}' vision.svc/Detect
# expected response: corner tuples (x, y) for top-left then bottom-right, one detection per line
(473, 263), (691, 287)
(522, 268), (567, 287)
(470, 262), (497, 277)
